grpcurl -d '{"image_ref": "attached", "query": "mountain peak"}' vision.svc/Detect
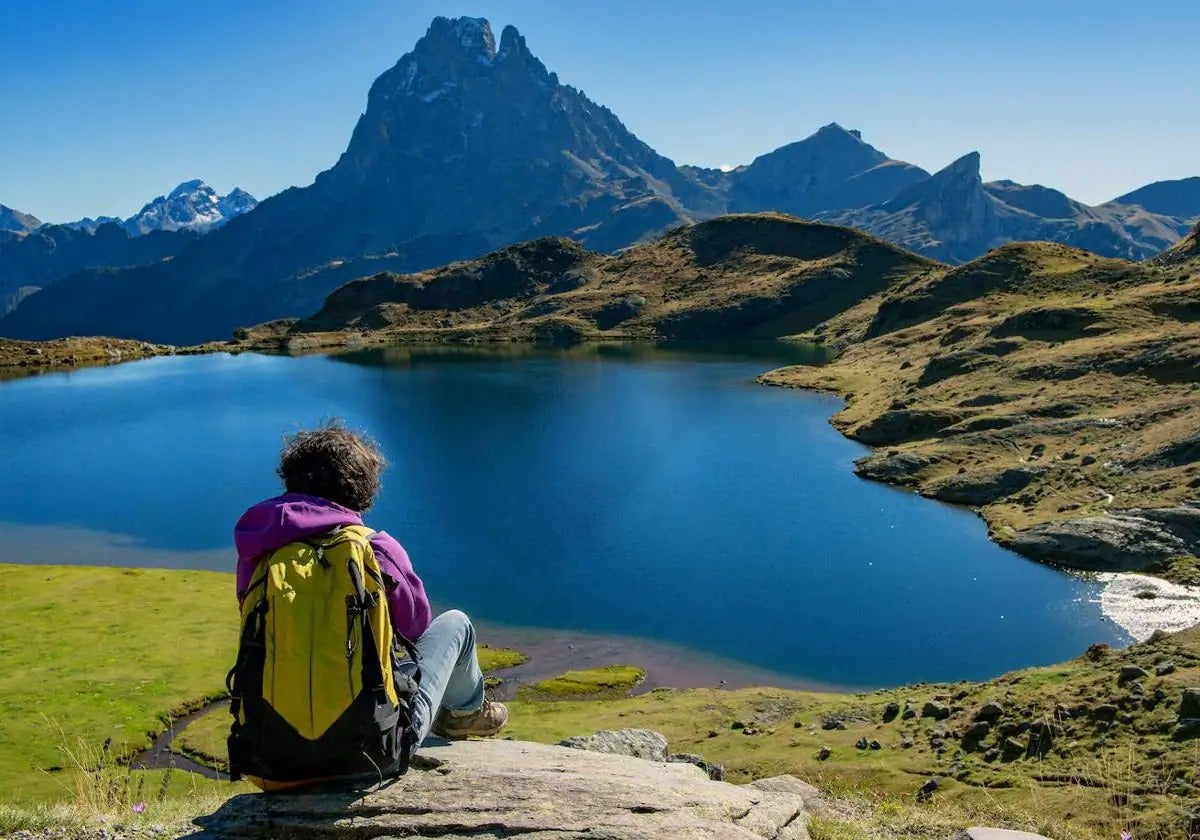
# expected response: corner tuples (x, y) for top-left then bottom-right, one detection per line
(815, 122), (860, 140)
(168, 179), (209, 199)
(423, 16), (497, 62)
(947, 151), (982, 178)
(497, 24), (530, 59)
(124, 181), (257, 236)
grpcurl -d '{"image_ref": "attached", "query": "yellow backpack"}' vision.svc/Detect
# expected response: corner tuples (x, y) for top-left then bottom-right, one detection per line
(226, 525), (420, 789)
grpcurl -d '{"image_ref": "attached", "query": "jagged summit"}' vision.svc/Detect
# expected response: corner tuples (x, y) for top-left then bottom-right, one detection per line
(122, 180), (258, 236)
(425, 16), (496, 60)
(168, 179), (207, 199)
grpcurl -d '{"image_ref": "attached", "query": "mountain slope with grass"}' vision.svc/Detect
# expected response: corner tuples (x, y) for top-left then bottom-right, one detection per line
(765, 224), (1200, 582)
(239, 213), (936, 348)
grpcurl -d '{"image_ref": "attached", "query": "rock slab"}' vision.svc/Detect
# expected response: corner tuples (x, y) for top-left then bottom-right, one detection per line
(188, 738), (811, 839)
(954, 829), (1053, 840)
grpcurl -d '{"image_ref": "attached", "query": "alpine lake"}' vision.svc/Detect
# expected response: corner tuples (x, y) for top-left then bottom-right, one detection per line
(0, 342), (1126, 689)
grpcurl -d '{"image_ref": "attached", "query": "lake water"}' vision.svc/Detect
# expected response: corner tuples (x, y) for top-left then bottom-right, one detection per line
(0, 344), (1125, 687)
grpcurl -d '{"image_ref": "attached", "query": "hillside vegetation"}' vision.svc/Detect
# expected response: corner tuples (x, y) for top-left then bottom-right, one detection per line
(237, 213), (935, 348)
(766, 227), (1200, 582)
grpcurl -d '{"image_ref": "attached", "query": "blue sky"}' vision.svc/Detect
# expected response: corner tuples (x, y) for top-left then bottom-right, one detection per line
(3, 1), (1198, 223)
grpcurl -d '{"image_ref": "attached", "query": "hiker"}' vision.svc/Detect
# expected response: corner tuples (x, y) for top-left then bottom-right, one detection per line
(228, 421), (507, 787)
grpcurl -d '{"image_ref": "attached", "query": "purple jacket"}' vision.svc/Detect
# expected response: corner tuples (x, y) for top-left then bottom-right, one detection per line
(233, 493), (432, 641)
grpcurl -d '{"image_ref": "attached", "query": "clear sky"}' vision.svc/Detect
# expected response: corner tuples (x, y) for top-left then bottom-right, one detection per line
(3, 0), (1198, 223)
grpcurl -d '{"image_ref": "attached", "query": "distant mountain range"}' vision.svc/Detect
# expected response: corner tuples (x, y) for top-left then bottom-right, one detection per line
(1, 16), (1196, 344)
(0, 181), (256, 314)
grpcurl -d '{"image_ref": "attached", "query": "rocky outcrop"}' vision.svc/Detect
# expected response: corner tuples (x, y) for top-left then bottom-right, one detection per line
(925, 468), (1039, 507)
(1007, 506), (1200, 571)
(851, 408), (965, 446)
(188, 737), (813, 839)
(854, 451), (931, 486)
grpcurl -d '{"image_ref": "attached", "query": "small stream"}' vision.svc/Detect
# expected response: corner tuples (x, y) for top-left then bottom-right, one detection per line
(131, 703), (228, 780)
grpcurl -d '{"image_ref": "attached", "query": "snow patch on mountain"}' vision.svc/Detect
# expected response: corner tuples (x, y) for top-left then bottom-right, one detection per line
(122, 181), (257, 236)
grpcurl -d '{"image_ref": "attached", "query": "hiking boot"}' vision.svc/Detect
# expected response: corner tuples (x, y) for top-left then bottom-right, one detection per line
(431, 699), (509, 739)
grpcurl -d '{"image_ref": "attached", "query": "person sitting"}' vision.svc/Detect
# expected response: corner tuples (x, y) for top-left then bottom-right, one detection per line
(231, 421), (507, 785)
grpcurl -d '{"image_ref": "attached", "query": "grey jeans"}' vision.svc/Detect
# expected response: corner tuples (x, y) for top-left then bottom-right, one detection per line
(408, 609), (486, 745)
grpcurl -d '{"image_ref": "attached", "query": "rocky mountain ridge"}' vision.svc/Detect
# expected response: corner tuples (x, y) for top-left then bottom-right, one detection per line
(1, 15), (1195, 344)
(0, 204), (42, 234)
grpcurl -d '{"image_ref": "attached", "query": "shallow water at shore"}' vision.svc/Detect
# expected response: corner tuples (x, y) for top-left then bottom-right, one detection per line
(1098, 572), (1200, 641)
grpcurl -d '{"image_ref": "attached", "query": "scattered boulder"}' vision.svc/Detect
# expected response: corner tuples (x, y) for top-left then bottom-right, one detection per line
(954, 828), (1054, 839)
(559, 728), (669, 762)
(1156, 662), (1176, 676)
(855, 737), (870, 750)
(915, 777), (940, 802)
(1119, 665), (1150, 685)
(868, 740), (881, 751)
(882, 701), (901, 722)
(964, 721), (992, 743)
(820, 714), (846, 730)
(922, 700), (951, 720)
(974, 702), (1005, 722)
(1025, 722), (1055, 758)
(902, 706), (917, 720)
(1180, 688), (1200, 720)
(1000, 737), (1026, 762)
(817, 746), (832, 761)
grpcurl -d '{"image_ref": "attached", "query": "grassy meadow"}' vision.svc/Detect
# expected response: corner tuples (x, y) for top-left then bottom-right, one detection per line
(2, 562), (1198, 838)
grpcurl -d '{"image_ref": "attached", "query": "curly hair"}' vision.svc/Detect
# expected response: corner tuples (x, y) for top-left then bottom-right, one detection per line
(277, 421), (386, 512)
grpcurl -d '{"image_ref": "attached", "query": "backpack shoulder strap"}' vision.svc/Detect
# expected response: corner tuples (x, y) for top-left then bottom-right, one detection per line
(340, 524), (376, 542)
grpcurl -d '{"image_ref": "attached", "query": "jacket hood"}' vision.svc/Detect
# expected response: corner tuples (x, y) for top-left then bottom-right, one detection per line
(234, 493), (365, 564)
